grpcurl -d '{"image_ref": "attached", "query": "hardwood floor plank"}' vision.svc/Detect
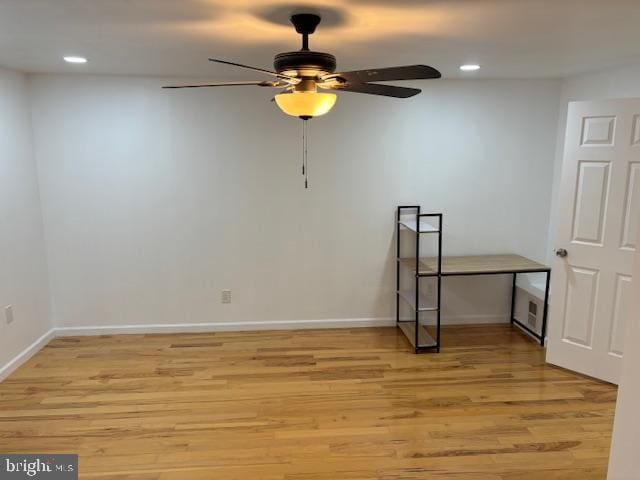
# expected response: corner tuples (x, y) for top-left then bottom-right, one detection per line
(0, 325), (616, 479)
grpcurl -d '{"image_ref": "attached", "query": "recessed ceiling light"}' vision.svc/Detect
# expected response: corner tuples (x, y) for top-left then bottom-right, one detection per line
(460, 64), (480, 72)
(63, 56), (87, 64)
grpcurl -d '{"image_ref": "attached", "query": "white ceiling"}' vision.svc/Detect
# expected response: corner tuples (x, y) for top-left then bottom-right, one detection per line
(1, 0), (640, 80)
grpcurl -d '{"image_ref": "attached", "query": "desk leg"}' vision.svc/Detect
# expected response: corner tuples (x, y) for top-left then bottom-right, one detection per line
(510, 273), (517, 324)
(541, 270), (551, 347)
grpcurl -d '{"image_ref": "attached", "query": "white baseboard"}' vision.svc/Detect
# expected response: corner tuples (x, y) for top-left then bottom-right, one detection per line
(442, 314), (510, 325)
(1, 314), (510, 382)
(53, 317), (397, 337)
(398, 314), (510, 325)
(53, 315), (510, 336)
(0, 328), (56, 382)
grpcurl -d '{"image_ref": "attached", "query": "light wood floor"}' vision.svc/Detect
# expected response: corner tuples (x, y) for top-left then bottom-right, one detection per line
(0, 325), (616, 479)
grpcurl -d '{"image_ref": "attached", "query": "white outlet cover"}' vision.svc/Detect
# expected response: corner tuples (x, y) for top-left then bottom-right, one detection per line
(4, 305), (14, 324)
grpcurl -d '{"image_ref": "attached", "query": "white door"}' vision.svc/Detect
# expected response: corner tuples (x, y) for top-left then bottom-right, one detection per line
(547, 98), (640, 384)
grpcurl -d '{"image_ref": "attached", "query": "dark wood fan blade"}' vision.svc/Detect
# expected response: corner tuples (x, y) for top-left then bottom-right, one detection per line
(332, 83), (421, 98)
(209, 58), (298, 82)
(163, 81), (283, 89)
(328, 65), (441, 84)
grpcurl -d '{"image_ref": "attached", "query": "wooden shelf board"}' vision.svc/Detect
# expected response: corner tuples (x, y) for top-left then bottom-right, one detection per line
(398, 321), (437, 348)
(398, 219), (439, 234)
(400, 254), (548, 276)
(397, 290), (438, 312)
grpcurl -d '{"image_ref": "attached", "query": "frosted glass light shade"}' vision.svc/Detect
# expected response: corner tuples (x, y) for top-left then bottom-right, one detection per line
(274, 91), (337, 118)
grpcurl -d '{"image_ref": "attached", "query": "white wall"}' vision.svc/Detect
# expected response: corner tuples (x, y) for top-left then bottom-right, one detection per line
(0, 68), (51, 373)
(29, 74), (561, 330)
(547, 63), (640, 265)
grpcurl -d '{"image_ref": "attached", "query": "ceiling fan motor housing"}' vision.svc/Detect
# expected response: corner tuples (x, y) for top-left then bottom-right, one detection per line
(274, 51), (337, 78)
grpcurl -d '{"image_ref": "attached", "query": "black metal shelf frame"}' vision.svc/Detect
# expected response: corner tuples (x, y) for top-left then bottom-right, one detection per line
(396, 206), (442, 353)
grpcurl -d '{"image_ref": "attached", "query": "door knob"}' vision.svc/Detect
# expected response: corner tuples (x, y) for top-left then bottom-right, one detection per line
(555, 248), (568, 258)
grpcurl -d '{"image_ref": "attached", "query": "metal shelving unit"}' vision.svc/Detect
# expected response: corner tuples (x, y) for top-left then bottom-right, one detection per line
(396, 206), (442, 353)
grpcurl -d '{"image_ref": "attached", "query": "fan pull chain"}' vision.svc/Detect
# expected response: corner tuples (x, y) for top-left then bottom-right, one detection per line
(302, 119), (306, 176)
(302, 119), (309, 189)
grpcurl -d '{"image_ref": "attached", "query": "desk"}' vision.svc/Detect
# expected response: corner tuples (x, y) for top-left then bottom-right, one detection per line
(398, 254), (550, 350)
(396, 207), (552, 353)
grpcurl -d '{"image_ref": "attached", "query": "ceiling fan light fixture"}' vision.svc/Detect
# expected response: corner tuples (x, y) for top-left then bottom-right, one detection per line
(274, 91), (337, 119)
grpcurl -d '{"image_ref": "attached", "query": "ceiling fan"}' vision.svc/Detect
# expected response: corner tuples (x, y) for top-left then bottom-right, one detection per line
(164, 13), (441, 187)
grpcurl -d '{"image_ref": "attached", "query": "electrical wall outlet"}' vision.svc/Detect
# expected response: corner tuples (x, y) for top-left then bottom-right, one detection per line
(221, 290), (232, 304)
(4, 305), (14, 324)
